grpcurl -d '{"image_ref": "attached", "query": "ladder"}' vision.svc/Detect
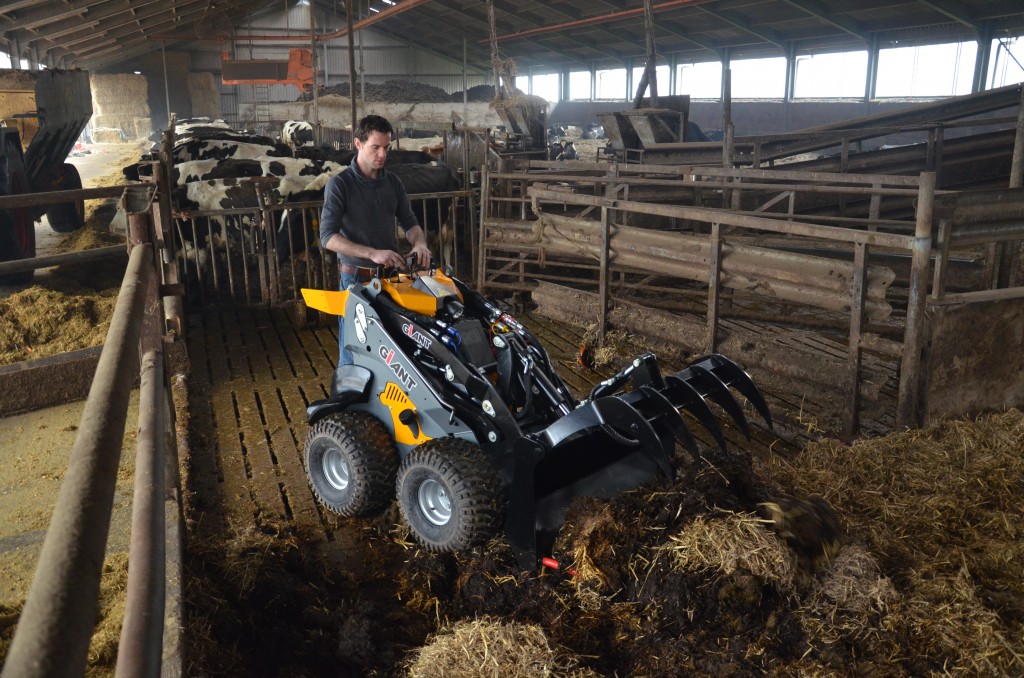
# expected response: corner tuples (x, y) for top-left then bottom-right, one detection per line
(253, 83), (271, 134)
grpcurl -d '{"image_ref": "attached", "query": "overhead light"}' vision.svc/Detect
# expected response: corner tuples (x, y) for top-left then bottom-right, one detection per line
(134, 70), (141, 74)
(297, 0), (309, 5)
(382, 0), (395, 4)
(369, 6), (379, 12)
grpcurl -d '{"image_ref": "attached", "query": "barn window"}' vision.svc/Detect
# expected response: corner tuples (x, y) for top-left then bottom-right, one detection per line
(876, 41), (977, 97)
(676, 61), (722, 99)
(568, 70), (591, 100)
(595, 68), (627, 100)
(794, 51), (868, 98)
(730, 56), (786, 98)
(988, 36), (1024, 88)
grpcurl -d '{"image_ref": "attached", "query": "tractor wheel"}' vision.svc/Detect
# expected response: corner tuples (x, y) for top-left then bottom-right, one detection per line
(0, 156), (35, 286)
(396, 437), (503, 553)
(46, 163), (85, 233)
(304, 411), (398, 517)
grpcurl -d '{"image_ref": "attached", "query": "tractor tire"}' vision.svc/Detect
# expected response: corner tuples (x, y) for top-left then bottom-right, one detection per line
(396, 437), (503, 553)
(304, 411), (398, 518)
(46, 163), (85, 233)
(0, 154), (35, 286)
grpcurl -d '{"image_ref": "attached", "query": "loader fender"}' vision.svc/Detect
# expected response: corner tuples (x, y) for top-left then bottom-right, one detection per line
(301, 287), (350, 315)
(306, 364), (373, 425)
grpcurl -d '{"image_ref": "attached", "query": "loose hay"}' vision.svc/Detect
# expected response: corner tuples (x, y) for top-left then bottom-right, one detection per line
(405, 617), (598, 678)
(768, 409), (1024, 675)
(662, 510), (797, 592)
(0, 554), (130, 675)
(795, 545), (899, 651)
(0, 285), (118, 365)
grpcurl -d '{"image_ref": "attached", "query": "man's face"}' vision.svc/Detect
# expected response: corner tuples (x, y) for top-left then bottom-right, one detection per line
(355, 130), (391, 173)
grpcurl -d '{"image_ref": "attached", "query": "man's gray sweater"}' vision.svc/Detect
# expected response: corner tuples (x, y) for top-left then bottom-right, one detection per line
(318, 159), (419, 269)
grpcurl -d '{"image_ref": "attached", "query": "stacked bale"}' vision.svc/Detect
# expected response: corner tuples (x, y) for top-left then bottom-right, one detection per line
(188, 72), (222, 120)
(90, 73), (151, 142)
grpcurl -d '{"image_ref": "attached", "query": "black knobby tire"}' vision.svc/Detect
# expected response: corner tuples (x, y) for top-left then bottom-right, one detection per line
(0, 151), (35, 285)
(304, 411), (399, 518)
(396, 437), (503, 553)
(46, 163), (85, 233)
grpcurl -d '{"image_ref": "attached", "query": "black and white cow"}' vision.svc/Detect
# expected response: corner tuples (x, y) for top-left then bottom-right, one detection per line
(548, 139), (577, 161)
(172, 139), (293, 164)
(282, 120), (315, 148)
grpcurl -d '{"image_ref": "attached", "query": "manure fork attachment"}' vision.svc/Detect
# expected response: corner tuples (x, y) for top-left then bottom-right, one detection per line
(505, 352), (772, 569)
(299, 266), (773, 572)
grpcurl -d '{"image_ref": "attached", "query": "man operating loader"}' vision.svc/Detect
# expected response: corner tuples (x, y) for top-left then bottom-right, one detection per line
(319, 114), (431, 366)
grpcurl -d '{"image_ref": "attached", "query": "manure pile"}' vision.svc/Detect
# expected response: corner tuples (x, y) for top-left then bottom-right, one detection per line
(392, 409), (1024, 677)
(298, 81), (523, 104)
(299, 80), (452, 103)
(187, 408), (1023, 677)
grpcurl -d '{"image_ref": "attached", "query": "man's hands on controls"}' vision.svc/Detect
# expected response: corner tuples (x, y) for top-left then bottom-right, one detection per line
(368, 248), (406, 269)
(409, 241), (431, 268)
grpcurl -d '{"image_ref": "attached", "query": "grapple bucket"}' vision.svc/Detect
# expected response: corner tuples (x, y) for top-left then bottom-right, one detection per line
(505, 353), (771, 569)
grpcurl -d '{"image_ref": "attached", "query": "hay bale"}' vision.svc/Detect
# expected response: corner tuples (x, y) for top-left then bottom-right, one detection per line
(405, 617), (599, 678)
(661, 510), (797, 591)
(90, 74), (150, 115)
(188, 72), (222, 119)
(90, 74), (151, 140)
(133, 117), (152, 139)
(91, 127), (124, 143)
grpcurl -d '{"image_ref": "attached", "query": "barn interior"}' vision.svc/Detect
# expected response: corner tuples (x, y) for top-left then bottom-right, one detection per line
(2, 1), (1024, 676)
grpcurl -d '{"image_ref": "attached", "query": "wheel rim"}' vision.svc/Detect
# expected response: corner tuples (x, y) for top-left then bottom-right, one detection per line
(322, 448), (350, 491)
(417, 478), (451, 526)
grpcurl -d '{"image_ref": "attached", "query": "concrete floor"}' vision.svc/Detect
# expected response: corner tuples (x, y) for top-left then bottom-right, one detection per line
(0, 392), (139, 605)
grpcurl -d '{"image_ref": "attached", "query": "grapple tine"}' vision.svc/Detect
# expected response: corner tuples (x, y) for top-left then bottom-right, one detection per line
(664, 375), (728, 451)
(592, 396), (674, 478)
(637, 385), (700, 459)
(695, 354), (773, 429)
(680, 364), (751, 439)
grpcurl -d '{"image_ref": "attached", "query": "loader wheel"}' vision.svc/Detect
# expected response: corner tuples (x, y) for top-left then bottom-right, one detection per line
(0, 157), (35, 286)
(397, 438), (502, 553)
(46, 163), (85, 233)
(305, 411), (398, 518)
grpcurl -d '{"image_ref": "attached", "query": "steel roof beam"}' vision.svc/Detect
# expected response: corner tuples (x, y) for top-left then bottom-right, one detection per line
(24, 20), (100, 42)
(1, 0), (165, 37)
(697, 6), (787, 49)
(71, 3), (219, 62)
(780, 0), (870, 43)
(916, 0), (981, 33)
(0, 0), (39, 14)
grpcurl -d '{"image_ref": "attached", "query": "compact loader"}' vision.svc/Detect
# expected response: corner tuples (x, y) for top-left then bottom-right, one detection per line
(301, 265), (772, 570)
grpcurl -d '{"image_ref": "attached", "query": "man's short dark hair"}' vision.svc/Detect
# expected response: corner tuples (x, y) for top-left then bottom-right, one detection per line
(355, 115), (393, 142)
